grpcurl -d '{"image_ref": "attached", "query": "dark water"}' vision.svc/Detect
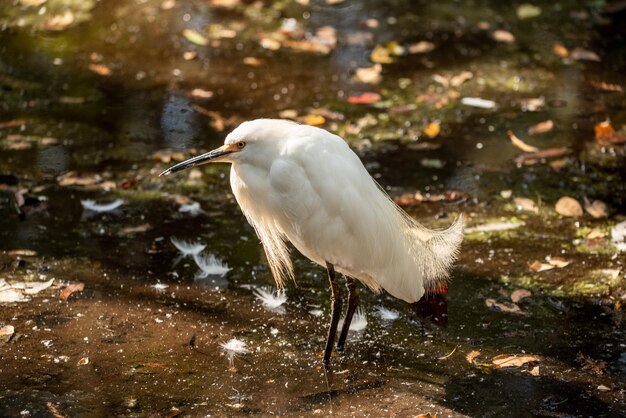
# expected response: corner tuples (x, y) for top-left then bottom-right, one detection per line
(1, 0), (625, 416)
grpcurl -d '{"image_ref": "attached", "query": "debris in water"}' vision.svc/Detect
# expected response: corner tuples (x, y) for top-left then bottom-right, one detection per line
(193, 253), (231, 278)
(170, 237), (206, 257)
(611, 220), (626, 252)
(492, 354), (539, 368)
(0, 325), (15, 343)
(465, 221), (523, 234)
(178, 201), (204, 216)
(253, 286), (287, 312)
(220, 338), (249, 367)
(555, 196), (583, 217)
(375, 306), (400, 321)
(340, 307), (367, 331)
(81, 199), (124, 212)
(59, 282), (85, 301)
(461, 97), (496, 109)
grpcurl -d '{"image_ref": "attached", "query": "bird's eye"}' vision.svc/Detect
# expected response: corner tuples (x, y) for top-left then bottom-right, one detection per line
(237, 141), (246, 149)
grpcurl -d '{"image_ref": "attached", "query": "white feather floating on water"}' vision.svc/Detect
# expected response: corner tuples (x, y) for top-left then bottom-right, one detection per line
(170, 237), (206, 256)
(464, 221), (523, 234)
(461, 97), (497, 109)
(178, 201), (204, 216)
(253, 286), (287, 311)
(339, 307), (368, 332)
(220, 338), (249, 367)
(375, 306), (400, 321)
(611, 220), (626, 252)
(81, 199), (124, 212)
(193, 253), (231, 278)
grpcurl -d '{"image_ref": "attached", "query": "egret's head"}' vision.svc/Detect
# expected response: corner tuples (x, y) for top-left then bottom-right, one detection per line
(159, 119), (297, 176)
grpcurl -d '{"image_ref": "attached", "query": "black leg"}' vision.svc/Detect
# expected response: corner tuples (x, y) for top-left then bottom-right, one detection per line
(323, 262), (343, 365)
(337, 277), (359, 352)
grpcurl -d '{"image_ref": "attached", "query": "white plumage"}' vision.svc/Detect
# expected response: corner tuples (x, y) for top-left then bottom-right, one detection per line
(225, 119), (463, 303)
(160, 118), (463, 364)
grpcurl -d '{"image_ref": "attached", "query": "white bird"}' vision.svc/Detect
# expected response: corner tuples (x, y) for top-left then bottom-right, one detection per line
(160, 119), (463, 365)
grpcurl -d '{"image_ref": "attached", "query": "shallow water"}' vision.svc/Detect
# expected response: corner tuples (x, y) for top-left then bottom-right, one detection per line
(1, 0), (626, 416)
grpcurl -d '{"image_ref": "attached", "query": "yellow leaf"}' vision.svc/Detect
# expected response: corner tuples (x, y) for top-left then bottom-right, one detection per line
(300, 114), (326, 126)
(492, 354), (539, 368)
(423, 121), (441, 139)
(183, 29), (209, 46)
(555, 196), (583, 217)
(370, 44), (393, 64)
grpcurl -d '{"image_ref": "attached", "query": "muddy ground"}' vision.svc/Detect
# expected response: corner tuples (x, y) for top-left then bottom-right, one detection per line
(1, 0), (625, 416)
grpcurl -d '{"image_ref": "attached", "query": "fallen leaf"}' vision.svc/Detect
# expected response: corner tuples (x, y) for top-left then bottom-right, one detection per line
(611, 220), (626, 252)
(510, 289), (532, 303)
(119, 224), (152, 235)
(408, 41), (435, 54)
(189, 88), (213, 99)
(492, 30), (515, 43)
(513, 147), (569, 164)
(7, 249), (37, 257)
(517, 3), (541, 19)
(88, 64), (111, 76)
(586, 228), (606, 240)
(43, 11), (74, 31)
(299, 114), (326, 126)
(529, 260), (555, 272)
(519, 97), (545, 112)
(183, 29), (209, 46)
(584, 197), (608, 218)
(571, 47), (601, 62)
(552, 42), (569, 58)
(423, 121), (441, 139)
(466, 350), (481, 363)
(449, 71), (473, 87)
(152, 150), (185, 164)
(243, 57), (263, 66)
(461, 97), (496, 109)
(549, 158), (569, 170)
(597, 385), (610, 392)
(579, 353), (606, 375)
(0, 119), (26, 129)
(492, 354), (539, 368)
(528, 120), (554, 135)
(513, 197), (538, 213)
(77, 357), (89, 366)
(46, 402), (65, 418)
(546, 256), (570, 268)
(353, 64), (382, 84)
(589, 80), (623, 93)
(57, 172), (102, 187)
(370, 42), (404, 64)
(161, 0), (176, 10)
(485, 298), (524, 314)
(20, 0), (47, 6)
(59, 282), (85, 302)
(594, 120), (626, 145)
(347, 92), (381, 104)
(464, 222), (523, 234)
(0, 325), (15, 343)
(529, 365), (540, 376)
(555, 196), (583, 217)
(508, 130), (539, 152)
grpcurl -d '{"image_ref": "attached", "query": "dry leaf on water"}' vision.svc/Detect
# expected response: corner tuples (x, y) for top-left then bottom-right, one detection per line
(492, 30), (515, 43)
(514, 147), (569, 165)
(408, 41), (435, 54)
(514, 197), (538, 213)
(423, 121), (441, 139)
(555, 196), (583, 217)
(353, 64), (382, 84)
(589, 80), (623, 93)
(507, 130), (538, 152)
(584, 197), (608, 218)
(485, 298), (524, 314)
(594, 120), (626, 145)
(553, 42), (569, 58)
(88, 64), (111, 76)
(59, 282), (85, 301)
(510, 289), (531, 303)
(183, 29), (209, 46)
(492, 354), (539, 368)
(298, 114), (325, 126)
(571, 47), (601, 62)
(466, 350), (481, 363)
(527, 120), (554, 135)
(529, 256), (570, 272)
(347, 92), (381, 104)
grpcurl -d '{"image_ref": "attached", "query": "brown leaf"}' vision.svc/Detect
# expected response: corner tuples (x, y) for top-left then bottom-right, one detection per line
(507, 130), (538, 152)
(529, 260), (555, 272)
(57, 172), (102, 187)
(243, 57), (263, 66)
(586, 228), (607, 240)
(594, 120), (626, 145)
(589, 80), (623, 92)
(514, 147), (569, 164)
(492, 354), (539, 368)
(43, 11), (74, 31)
(0, 119), (26, 129)
(584, 197), (608, 218)
(510, 289), (532, 303)
(408, 41), (435, 54)
(449, 71), (473, 87)
(555, 196), (583, 217)
(7, 249), (37, 257)
(59, 282), (85, 301)
(546, 256), (570, 268)
(579, 353), (606, 375)
(466, 350), (481, 363)
(513, 197), (538, 213)
(528, 120), (554, 135)
(189, 89), (214, 99)
(552, 42), (569, 58)
(485, 298), (524, 314)
(152, 150), (185, 164)
(492, 30), (515, 43)
(77, 357), (89, 366)
(46, 402), (66, 418)
(120, 224), (152, 235)
(88, 64), (112, 76)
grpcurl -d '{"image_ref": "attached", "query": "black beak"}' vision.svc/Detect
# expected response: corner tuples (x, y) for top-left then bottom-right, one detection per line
(159, 146), (232, 176)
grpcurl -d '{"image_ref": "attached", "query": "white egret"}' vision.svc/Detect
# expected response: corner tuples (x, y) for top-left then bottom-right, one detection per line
(160, 119), (463, 364)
